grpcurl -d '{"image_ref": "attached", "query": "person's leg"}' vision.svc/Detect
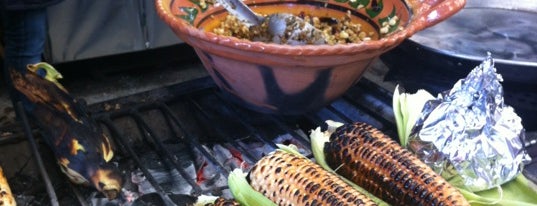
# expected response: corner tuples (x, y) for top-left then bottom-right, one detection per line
(2, 8), (47, 106)
(3, 8), (47, 73)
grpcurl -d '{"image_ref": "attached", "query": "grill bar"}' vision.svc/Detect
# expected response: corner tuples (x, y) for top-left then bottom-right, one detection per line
(130, 112), (204, 194)
(344, 78), (397, 129)
(268, 116), (311, 149)
(186, 98), (261, 165)
(101, 115), (189, 205)
(100, 117), (168, 194)
(15, 102), (60, 206)
(213, 92), (281, 150)
(71, 186), (89, 206)
(159, 104), (231, 187)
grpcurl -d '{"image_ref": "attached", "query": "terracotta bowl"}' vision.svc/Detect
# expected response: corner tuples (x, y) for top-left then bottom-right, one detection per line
(156, 0), (465, 114)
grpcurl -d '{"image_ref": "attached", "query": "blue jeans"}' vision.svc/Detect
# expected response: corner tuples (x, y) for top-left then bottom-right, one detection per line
(3, 8), (47, 73)
(2, 8), (47, 107)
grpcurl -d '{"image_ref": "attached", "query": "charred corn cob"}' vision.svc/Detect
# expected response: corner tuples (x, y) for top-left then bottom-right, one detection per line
(0, 166), (15, 206)
(247, 150), (377, 206)
(205, 197), (240, 206)
(9, 64), (122, 199)
(323, 122), (469, 206)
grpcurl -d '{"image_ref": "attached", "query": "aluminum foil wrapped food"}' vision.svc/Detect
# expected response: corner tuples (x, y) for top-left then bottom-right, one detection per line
(407, 54), (531, 192)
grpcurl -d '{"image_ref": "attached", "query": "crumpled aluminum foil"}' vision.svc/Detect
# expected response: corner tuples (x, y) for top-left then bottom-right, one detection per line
(408, 54), (531, 192)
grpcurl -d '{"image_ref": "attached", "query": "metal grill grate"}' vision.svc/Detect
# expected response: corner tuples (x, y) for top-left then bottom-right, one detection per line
(9, 76), (537, 205)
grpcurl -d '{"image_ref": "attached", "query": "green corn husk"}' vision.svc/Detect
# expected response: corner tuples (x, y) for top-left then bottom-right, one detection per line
(310, 121), (390, 206)
(275, 143), (303, 157)
(228, 168), (276, 206)
(460, 174), (537, 206)
(227, 144), (303, 206)
(393, 86), (537, 206)
(392, 85), (435, 147)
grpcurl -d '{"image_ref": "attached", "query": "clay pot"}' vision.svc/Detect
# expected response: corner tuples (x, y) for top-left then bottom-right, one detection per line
(155, 0), (465, 114)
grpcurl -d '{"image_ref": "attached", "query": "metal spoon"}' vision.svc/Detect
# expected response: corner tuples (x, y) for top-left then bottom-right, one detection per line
(217, 0), (326, 45)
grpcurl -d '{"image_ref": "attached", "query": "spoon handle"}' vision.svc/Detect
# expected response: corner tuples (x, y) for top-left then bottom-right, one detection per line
(217, 0), (262, 26)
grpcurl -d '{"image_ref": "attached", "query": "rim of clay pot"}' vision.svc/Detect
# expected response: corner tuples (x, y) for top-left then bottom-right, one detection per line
(155, 0), (466, 56)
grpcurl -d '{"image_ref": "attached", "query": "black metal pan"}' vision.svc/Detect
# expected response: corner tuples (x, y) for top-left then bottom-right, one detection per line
(383, 0), (537, 85)
(380, 0), (537, 130)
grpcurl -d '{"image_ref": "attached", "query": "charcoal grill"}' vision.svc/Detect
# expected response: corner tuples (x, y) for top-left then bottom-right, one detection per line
(1, 59), (537, 205)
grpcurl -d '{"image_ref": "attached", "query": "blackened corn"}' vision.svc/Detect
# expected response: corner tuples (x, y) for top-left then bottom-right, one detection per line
(324, 122), (470, 206)
(10, 64), (122, 200)
(248, 150), (377, 206)
(205, 197), (240, 206)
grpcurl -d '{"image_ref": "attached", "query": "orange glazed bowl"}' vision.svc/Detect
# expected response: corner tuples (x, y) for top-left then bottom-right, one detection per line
(156, 0), (465, 114)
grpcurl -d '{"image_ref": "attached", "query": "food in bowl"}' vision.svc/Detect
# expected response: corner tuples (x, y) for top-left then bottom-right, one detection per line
(156, 0), (466, 114)
(213, 11), (381, 45)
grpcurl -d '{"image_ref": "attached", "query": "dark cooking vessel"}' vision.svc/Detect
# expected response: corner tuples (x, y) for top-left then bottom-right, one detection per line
(381, 0), (537, 130)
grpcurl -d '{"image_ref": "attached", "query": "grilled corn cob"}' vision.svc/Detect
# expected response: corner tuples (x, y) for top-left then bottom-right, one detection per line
(9, 64), (122, 199)
(247, 149), (377, 206)
(323, 122), (469, 206)
(0, 166), (15, 206)
(204, 197), (240, 206)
